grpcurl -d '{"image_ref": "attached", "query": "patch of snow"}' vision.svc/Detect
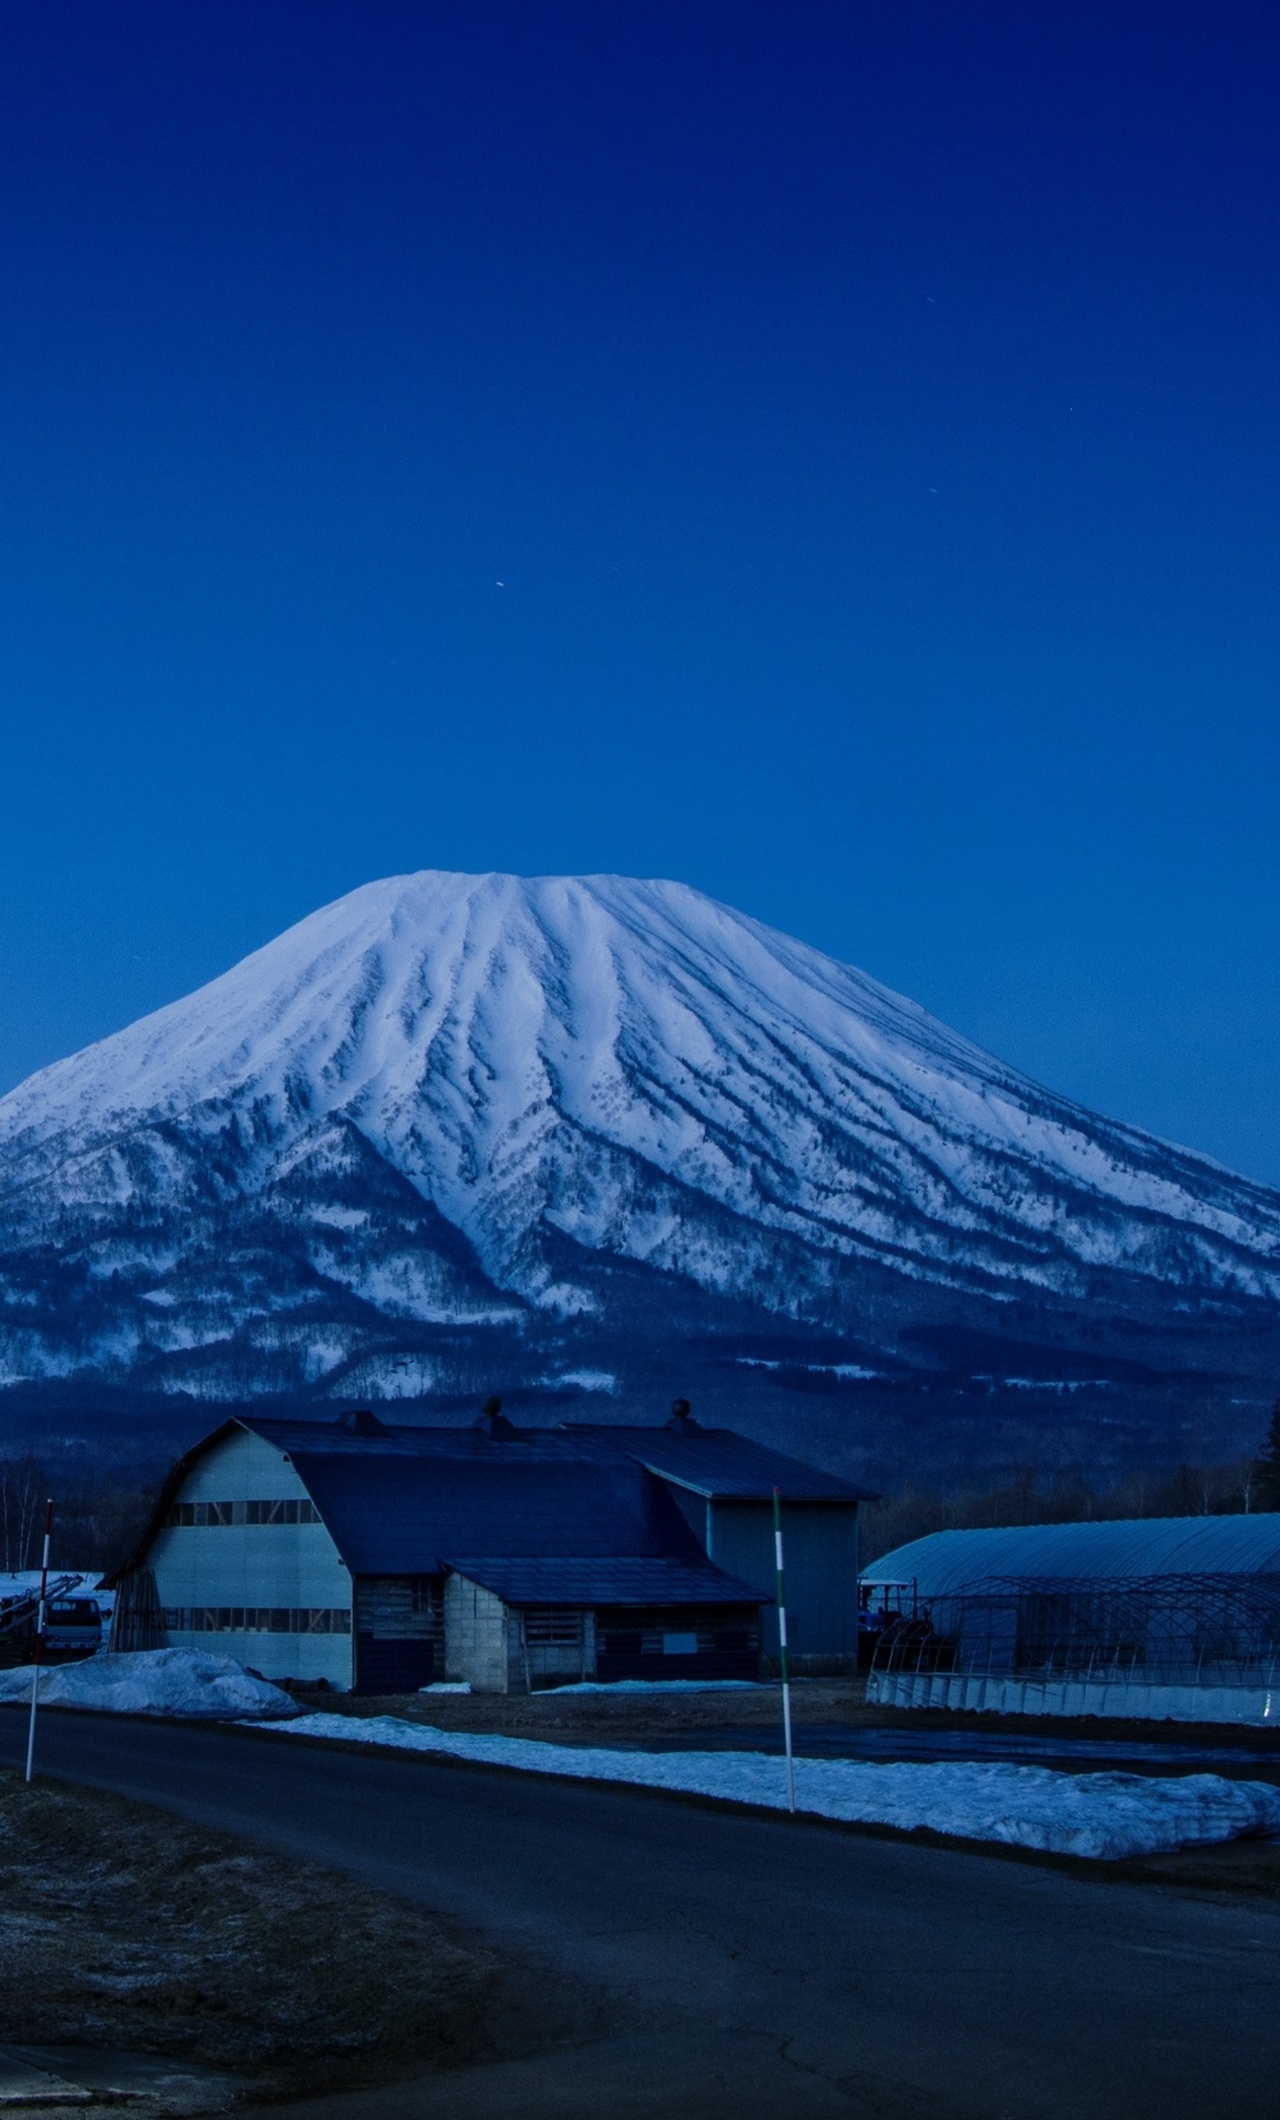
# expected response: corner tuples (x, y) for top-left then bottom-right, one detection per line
(301, 1335), (351, 1383)
(737, 1358), (883, 1379)
(535, 1283), (598, 1317)
(419, 1681), (472, 1694)
(547, 1679), (760, 1694)
(994, 1376), (1110, 1393)
(256, 1715), (1280, 1859)
(312, 1249), (517, 1326)
(547, 1369), (618, 1394)
(0, 1648), (300, 1720)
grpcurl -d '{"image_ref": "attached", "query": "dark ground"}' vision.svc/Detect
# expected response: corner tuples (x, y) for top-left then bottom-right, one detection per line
(4, 1706), (1280, 2119)
(0, 1769), (568, 2103)
(300, 1668), (1280, 1762)
(303, 1669), (1280, 1747)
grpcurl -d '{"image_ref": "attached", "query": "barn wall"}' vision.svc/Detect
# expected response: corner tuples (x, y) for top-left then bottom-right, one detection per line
(665, 1485), (712, 1551)
(354, 1576), (443, 1693)
(707, 1499), (860, 1657)
(149, 1427), (354, 1685)
(518, 1608), (597, 1689)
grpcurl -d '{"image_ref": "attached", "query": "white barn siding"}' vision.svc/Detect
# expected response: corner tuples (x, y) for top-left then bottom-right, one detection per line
(151, 1427), (354, 1686)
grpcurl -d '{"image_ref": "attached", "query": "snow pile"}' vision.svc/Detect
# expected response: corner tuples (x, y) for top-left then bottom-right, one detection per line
(261, 1714), (1280, 1859)
(0, 1649), (300, 1720)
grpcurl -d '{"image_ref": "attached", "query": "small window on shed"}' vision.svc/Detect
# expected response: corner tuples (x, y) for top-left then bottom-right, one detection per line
(524, 1607), (583, 1647)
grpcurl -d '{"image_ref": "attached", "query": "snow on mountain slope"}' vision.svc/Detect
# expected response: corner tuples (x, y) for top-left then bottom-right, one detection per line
(1, 870), (1279, 1397)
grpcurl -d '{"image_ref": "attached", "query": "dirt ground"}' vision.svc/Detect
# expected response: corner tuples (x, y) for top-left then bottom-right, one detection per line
(290, 1675), (868, 1742)
(0, 1768), (588, 2106)
(287, 1671), (1280, 1759)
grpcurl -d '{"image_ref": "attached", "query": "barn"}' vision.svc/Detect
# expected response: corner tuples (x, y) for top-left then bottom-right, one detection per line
(568, 1412), (866, 1661)
(861, 1516), (1280, 1725)
(107, 1403), (869, 1692)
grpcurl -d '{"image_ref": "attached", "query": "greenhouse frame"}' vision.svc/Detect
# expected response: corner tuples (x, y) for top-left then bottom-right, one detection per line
(861, 1516), (1280, 1725)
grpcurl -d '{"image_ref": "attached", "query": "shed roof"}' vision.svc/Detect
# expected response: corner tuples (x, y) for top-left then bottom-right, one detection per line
(566, 1424), (872, 1502)
(447, 1556), (762, 1607)
(861, 1516), (1280, 1597)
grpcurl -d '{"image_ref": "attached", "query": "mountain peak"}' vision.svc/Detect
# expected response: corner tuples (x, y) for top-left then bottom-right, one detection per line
(1, 871), (1278, 1447)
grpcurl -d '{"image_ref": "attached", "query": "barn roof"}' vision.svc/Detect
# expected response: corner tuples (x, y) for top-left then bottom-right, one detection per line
(247, 1419), (709, 1577)
(107, 1409), (863, 1589)
(565, 1424), (872, 1502)
(861, 1516), (1280, 1596)
(446, 1556), (762, 1607)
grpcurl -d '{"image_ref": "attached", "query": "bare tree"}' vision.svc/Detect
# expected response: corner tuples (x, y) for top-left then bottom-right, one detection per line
(0, 1457), (47, 1572)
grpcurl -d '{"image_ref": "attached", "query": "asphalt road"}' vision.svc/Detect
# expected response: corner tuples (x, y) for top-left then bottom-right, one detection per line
(4, 1709), (1279, 2120)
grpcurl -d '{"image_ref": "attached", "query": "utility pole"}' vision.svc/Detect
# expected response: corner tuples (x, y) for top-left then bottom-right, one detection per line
(772, 1487), (795, 1813)
(24, 1499), (52, 1785)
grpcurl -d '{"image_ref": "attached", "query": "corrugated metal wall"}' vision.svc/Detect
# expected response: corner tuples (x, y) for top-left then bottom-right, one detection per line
(149, 1428), (354, 1685)
(707, 1500), (860, 1657)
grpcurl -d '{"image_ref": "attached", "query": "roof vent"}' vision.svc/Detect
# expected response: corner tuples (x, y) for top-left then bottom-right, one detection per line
(338, 1408), (387, 1436)
(667, 1397), (699, 1434)
(475, 1393), (518, 1440)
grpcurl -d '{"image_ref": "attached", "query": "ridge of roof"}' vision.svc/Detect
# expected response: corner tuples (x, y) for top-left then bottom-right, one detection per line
(564, 1422), (875, 1500)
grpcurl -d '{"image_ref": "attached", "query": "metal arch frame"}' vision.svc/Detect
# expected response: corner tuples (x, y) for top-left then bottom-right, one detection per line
(869, 1571), (1280, 1688)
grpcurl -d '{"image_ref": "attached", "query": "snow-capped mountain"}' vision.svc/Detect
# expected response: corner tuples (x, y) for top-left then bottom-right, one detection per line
(2, 871), (1278, 1469)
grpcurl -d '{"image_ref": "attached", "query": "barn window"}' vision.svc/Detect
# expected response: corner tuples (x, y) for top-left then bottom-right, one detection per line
(165, 1497), (321, 1528)
(523, 1607), (583, 1647)
(164, 1606), (351, 1634)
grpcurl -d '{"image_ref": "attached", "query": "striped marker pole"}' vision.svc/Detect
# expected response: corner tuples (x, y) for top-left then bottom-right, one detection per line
(24, 1499), (53, 1785)
(773, 1486), (795, 1813)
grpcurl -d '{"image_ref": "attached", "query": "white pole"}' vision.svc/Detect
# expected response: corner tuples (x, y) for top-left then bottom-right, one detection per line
(24, 1499), (53, 1785)
(773, 1487), (795, 1813)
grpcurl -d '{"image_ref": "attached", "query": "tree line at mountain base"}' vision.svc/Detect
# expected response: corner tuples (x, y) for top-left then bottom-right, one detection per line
(860, 1424), (1280, 1570)
(0, 1454), (157, 1575)
(4, 1407), (1280, 1580)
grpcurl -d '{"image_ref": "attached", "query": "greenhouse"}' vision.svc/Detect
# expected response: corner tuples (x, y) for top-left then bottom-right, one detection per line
(860, 1516), (1280, 1726)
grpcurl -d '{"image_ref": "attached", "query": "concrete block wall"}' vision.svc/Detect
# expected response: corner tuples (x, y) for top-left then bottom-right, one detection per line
(444, 1573), (511, 1691)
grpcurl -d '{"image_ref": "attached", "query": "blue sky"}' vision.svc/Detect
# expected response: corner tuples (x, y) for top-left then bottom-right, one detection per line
(1, 4), (1278, 1178)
